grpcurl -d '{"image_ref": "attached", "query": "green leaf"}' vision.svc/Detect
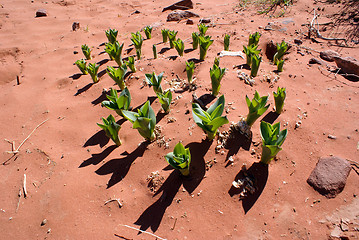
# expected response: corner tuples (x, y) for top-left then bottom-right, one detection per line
(207, 95), (225, 117)
(207, 116), (229, 132)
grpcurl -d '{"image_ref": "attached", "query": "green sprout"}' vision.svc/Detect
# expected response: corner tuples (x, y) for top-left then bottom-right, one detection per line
(186, 61), (195, 84)
(214, 57), (220, 67)
(243, 44), (260, 66)
(153, 44), (157, 59)
(224, 34), (230, 51)
(168, 30), (178, 48)
(130, 31), (144, 60)
(276, 59), (284, 72)
(101, 88), (131, 117)
(173, 38), (185, 56)
(161, 29), (169, 43)
(144, 25), (153, 39)
(106, 65), (127, 90)
(192, 95), (229, 140)
(125, 56), (136, 73)
(122, 101), (156, 141)
(75, 59), (88, 75)
(250, 54), (262, 77)
(210, 64), (226, 96)
(199, 35), (214, 61)
(273, 87), (286, 114)
(87, 62), (100, 83)
(165, 142), (191, 176)
(105, 28), (118, 44)
(260, 121), (287, 164)
(273, 41), (288, 64)
(145, 72), (164, 94)
(245, 91), (269, 127)
(105, 41), (124, 66)
(192, 32), (199, 50)
(198, 23), (208, 36)
(81, 44), (92, 60)
(157, 89), (172, 114)
(248, 32), (261, 46)
(97, 114), (121, 146)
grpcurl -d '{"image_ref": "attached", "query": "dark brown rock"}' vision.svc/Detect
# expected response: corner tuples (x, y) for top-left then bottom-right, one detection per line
(186, 19), (194, 25)
(36, 9), (47, 17)
(309, 58), (325, 65)
(167, 10), (199, 22)
(200, 18), (211, 23)
(163, 0), (193, 12)
(333, 56), (359, 76)
(307, 156), (351, 198)
(265, 40), (277, 61)
(320, 50), (340, 62)
(72, 22), (80, 31)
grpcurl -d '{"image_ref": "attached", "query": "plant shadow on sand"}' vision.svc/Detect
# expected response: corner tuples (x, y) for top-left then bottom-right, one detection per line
(134, 139), (212, 233)
(228, 162), (268, 214)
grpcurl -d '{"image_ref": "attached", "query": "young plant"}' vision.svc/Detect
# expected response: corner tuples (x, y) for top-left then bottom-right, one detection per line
(250, 54), (262, 77)
(161, 29), (169, 43)
(125, 56), (136, 73)
(101, 88), (131, 117)
(224, 33), (230, 51)
(97, 114), (121, 146)
(248, 32), (261, 46)
(276, 59), (284, 72)
(173, 38), (184, 56)
(106, 65), (127, 90)
(243, 44), (260, 66)
(130, 31), (144, 60)
(87, 62), (100, 83)
(273, 41), (288, 64)
(81, 44), (92, 60)
(153, 44), (157, 59)
(122, 101), (156, 141)
(192, 32), (199, 50)
(245, 91), (269, 127)
(165, 142), (191, 176)
(198, 23), (208, 36)
(273, 87), (286, 114)
(75, 59), (88, 75)
(192, 95), (229, 140)
(144, 25), (153, 39)
(210, 64), (226, 96)
(260, 121), (288, 164)
(185, 61), (195, 84)
(145, 72), (164, 94)
(105, 41), (124, 66)
(105, 28), (118, 44)
(214, 57), (220, 67)
(156, 89), (172, 114)
(198, 35), (214, 61)
(168, 30), (178, 48)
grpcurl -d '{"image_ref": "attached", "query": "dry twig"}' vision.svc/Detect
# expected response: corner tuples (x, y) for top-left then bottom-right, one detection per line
(104, 198), (122, 208)
(23, 174), (27, 198)
(118, 224), (167, 240)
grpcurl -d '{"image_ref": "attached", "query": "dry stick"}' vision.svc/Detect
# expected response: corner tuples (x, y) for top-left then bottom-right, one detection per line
(6, 119), (49, 154)
(171, 218), (177, 230)
(104, 198), (122, 208)
(23, 174), (27, 198)
(118, 224), (167, 240)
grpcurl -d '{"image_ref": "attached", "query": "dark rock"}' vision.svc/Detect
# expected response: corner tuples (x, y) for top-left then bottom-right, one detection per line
(307, 156), (351, 198)
(163, 0), (193, 12)
(309, 58), (325, 65)
(320, 50), (340, 62)
(333, 56), (359, 76)
(294, 39), (303, 45)
(264, 24), (272, 31)
(131, 10), (140, 15)
(265, 40), (277, 60)
(200, 18), (211, 23)
(72, 22), (80, 31)
(36, 9), (47, 17)
(186, 19), (194, 25)
(73, 51), (78, 54)
(167, 10), (199, 22)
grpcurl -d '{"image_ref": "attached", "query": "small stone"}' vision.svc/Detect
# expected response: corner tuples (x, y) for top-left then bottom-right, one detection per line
(320, 50), (340, 62)
(186, 19), (194, 24)
(200, 18), (211, 23)
(73, 51), (78, 54)
(264, 24), (272, 31)
(328, 135), (337, 139)
(333, 56), (359, 76)
(41, 219), (47, 226)
(294, 39), (303, 45)
(309, 58), (325, 65)
(72, 22), (80, 31)
(36, 9), (47, 17)
(167, 10), (199, 22)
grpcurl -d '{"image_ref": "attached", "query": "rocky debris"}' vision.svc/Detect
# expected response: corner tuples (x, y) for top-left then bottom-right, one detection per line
(36, 9), (47, 17)
(163, 0), (193, 12)
(131, 10), (140, 15)
(328, 134), (337, 139)
(320, 50), (340, 62)
(294, 39), (303, 45)
(72, 22), (80, 31)
(167, 10), (199, 21)
(307, 156), (351, 198)
(309, 58), (326, 65)
(265, 40), (277, 60)
(333, 56), (359, 76)
(186, 19), (194, 25)
(41, 219), (47, 226)
(219, 50), (244, 58)
(200, 18), (211, 23)
(264, 24), (272, 31)
(146, 171), (164, 193)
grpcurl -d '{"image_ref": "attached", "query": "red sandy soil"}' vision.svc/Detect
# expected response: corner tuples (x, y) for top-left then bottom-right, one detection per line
(0, 0), (358, 239)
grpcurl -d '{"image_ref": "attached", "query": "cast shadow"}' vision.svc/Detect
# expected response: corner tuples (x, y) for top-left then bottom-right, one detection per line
(234, 64), (250, 70)
(168, 56), (178, 61)
(184, 48), (195, 53)
(228, 162), (268, 214)
(92, 89), (109, 105)
(79, 145), (118, 168)
(186, 58), (203, 64)
(261, 111), (279, 124)
(95, 141), (149, 188)
(225, 130), (252, 164)
(74, 83), (93, 96)
(156, 112), (167, 124)
(98, 69), (107, 78)
(97, 59), (110, 66)
(69, 73), (83, 80)
(193, 93), (216, 110)
(159, 47), (171, 54)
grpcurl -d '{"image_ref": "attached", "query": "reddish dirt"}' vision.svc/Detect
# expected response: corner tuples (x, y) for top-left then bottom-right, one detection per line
(0, 0), (358, 239)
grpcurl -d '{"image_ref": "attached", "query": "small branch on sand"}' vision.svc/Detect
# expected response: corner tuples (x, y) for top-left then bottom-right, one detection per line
(23, 174), (28, 198)
(104, 198), (122, 208)
(118, 224), (167, 240)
